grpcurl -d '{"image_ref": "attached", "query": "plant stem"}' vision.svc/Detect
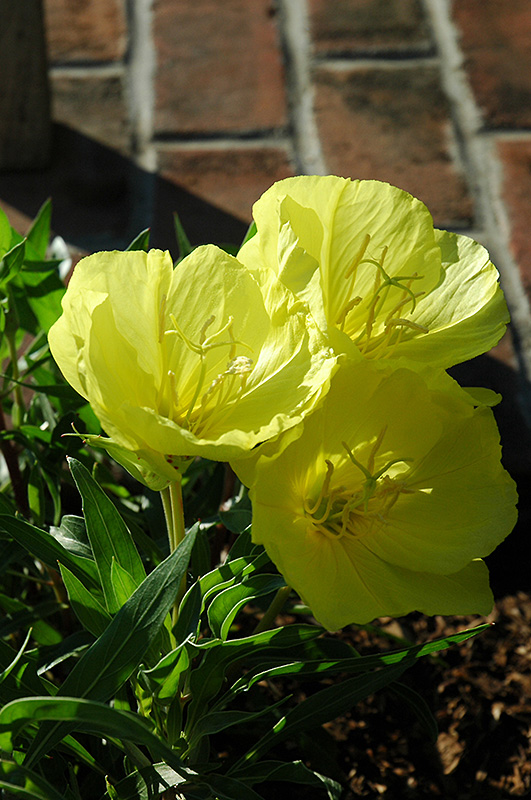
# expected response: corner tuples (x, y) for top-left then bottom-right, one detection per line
(160, 477), (187, 625)
(5, 329), (25, 427)
(169, 479), (186, 550)
(253, 585), (292, 634)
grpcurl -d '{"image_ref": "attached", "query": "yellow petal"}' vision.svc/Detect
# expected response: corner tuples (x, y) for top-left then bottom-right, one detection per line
(241, 360), (516, 629)
(49, 245), (337, 484)
(239, 176), (509, 368)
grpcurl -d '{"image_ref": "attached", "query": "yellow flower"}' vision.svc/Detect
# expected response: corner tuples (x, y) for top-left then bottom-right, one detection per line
(233, 361), (517, 630)
(49, 247), (336, 488)
(238, 176), (508, 367)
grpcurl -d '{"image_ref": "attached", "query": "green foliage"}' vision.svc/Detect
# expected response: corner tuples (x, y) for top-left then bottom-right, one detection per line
(0, 207), (492, 799)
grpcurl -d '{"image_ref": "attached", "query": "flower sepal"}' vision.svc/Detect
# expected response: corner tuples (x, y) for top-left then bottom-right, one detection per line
(73, 429), (192, 490)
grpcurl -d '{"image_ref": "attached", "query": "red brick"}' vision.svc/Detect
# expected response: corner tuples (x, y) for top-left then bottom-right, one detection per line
(153, 0), (287, 134)
(314, 66), (474, 227)
(152, 146), (294, 249)
(452, 0), (531, 129)
(309, 0), (431, 54)
(44, 0), (126, 63)
(497, 139), (531, 300)
(51, 74), (130, 155)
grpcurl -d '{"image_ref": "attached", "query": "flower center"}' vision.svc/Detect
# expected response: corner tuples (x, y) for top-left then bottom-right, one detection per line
(303, 428), (413, 540)
(157, 300), (254, 436)
(335, 235), (429, 358)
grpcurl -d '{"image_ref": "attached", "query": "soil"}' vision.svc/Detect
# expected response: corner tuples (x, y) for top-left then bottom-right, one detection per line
(317, 594), (531, 798)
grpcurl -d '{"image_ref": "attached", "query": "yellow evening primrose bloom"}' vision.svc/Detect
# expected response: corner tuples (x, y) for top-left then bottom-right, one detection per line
(48, 247), (336, 488)
(238, 175), (509, 367)
(233, 361), (517, 630)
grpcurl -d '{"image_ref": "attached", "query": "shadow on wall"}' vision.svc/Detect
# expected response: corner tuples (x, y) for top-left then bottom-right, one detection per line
(0, 123), (249, 253)
(1, 123), (529, 599)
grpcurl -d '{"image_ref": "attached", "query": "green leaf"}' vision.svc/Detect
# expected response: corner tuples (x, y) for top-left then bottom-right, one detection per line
(200, 550), (270, 609)
(36, 631), (93, 675)
(207, 573), (286, 640)
(0, 759), (67, 800)
(0, 595), (64, 641)
(110, 560), (139, 607)
(186, 624), (322, 731)
(0, 639), (55, 705)
(126, 228), (151, 252)
(26, 199), (52, 261)
(234, 662), (410, 768)
(12, 267), (65, 333)
(0, 515), (100, 588)
(0, 629), (32, 685)
(0, 239), (26, 284)
(172, 579), (202, 645)
(173, 212), (194, 261)
(225, 623), (492, 696)
(219, 507), (252, 535)
(233, 760), (342, 800)
(60, 564), (111, 637)
(25, 524), (198, 766)
(190, 522), (212, 578)
(188, 696), (287, 747)
(240, 220), (257, 248)
(225, 526), (261, 561)
(6, 377), (83, 400)
(100, 763), (186, 800)
(388, 681), (438, 743)
(0, 697), (190, 779)
(139, 642), (190, 703)
(50, 516), (93, 561)
(27, 463), (46, 527)
(69, 458), (146, 613)
(0, 207), (11, 256)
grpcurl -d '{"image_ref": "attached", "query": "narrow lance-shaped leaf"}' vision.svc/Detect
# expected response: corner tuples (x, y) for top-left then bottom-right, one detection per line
(24, 523), (198, 767)
(0, 515), (100, 588)
(25, 198), (52, 261)
(0, 758), (68, 800)
(68, 457), (146, 613)
(59, 564), (111, 638)
(126, 228), (151, 252)
(207, 573), (286, 640)
(185, 624), (323, 732)
(232, 760), (342, 800)
(223, 623), (492, 700)
(0, 697), (190, 779)
(387, 681), (438, 743)
(233, 661), (410, 769)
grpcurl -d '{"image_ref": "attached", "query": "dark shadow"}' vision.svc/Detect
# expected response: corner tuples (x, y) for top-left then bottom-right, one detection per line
(449, 352), (531, 598)
(0, 123), (249, 252)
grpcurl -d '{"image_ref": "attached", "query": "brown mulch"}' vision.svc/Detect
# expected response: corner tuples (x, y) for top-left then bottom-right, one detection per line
(322, 593), (531, 798)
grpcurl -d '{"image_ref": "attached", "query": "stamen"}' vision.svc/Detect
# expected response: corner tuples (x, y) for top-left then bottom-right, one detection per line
(300, 437), (414, 536)
(367, 426), (387, 475)
(385, 318), (429, 334)
(336, 296), (362, 331)
(199, 315), (215, 344)
(226, 356), (253, 376)
(341, 441), (372, 480)
(384, 291), (425, 326)
(167, 313), (203, 355)
(344, 233), (371, 284)
(304, 460), (335, 515)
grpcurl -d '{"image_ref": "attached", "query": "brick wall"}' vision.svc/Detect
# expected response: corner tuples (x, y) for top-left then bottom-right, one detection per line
(1, 0), (531, 495)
